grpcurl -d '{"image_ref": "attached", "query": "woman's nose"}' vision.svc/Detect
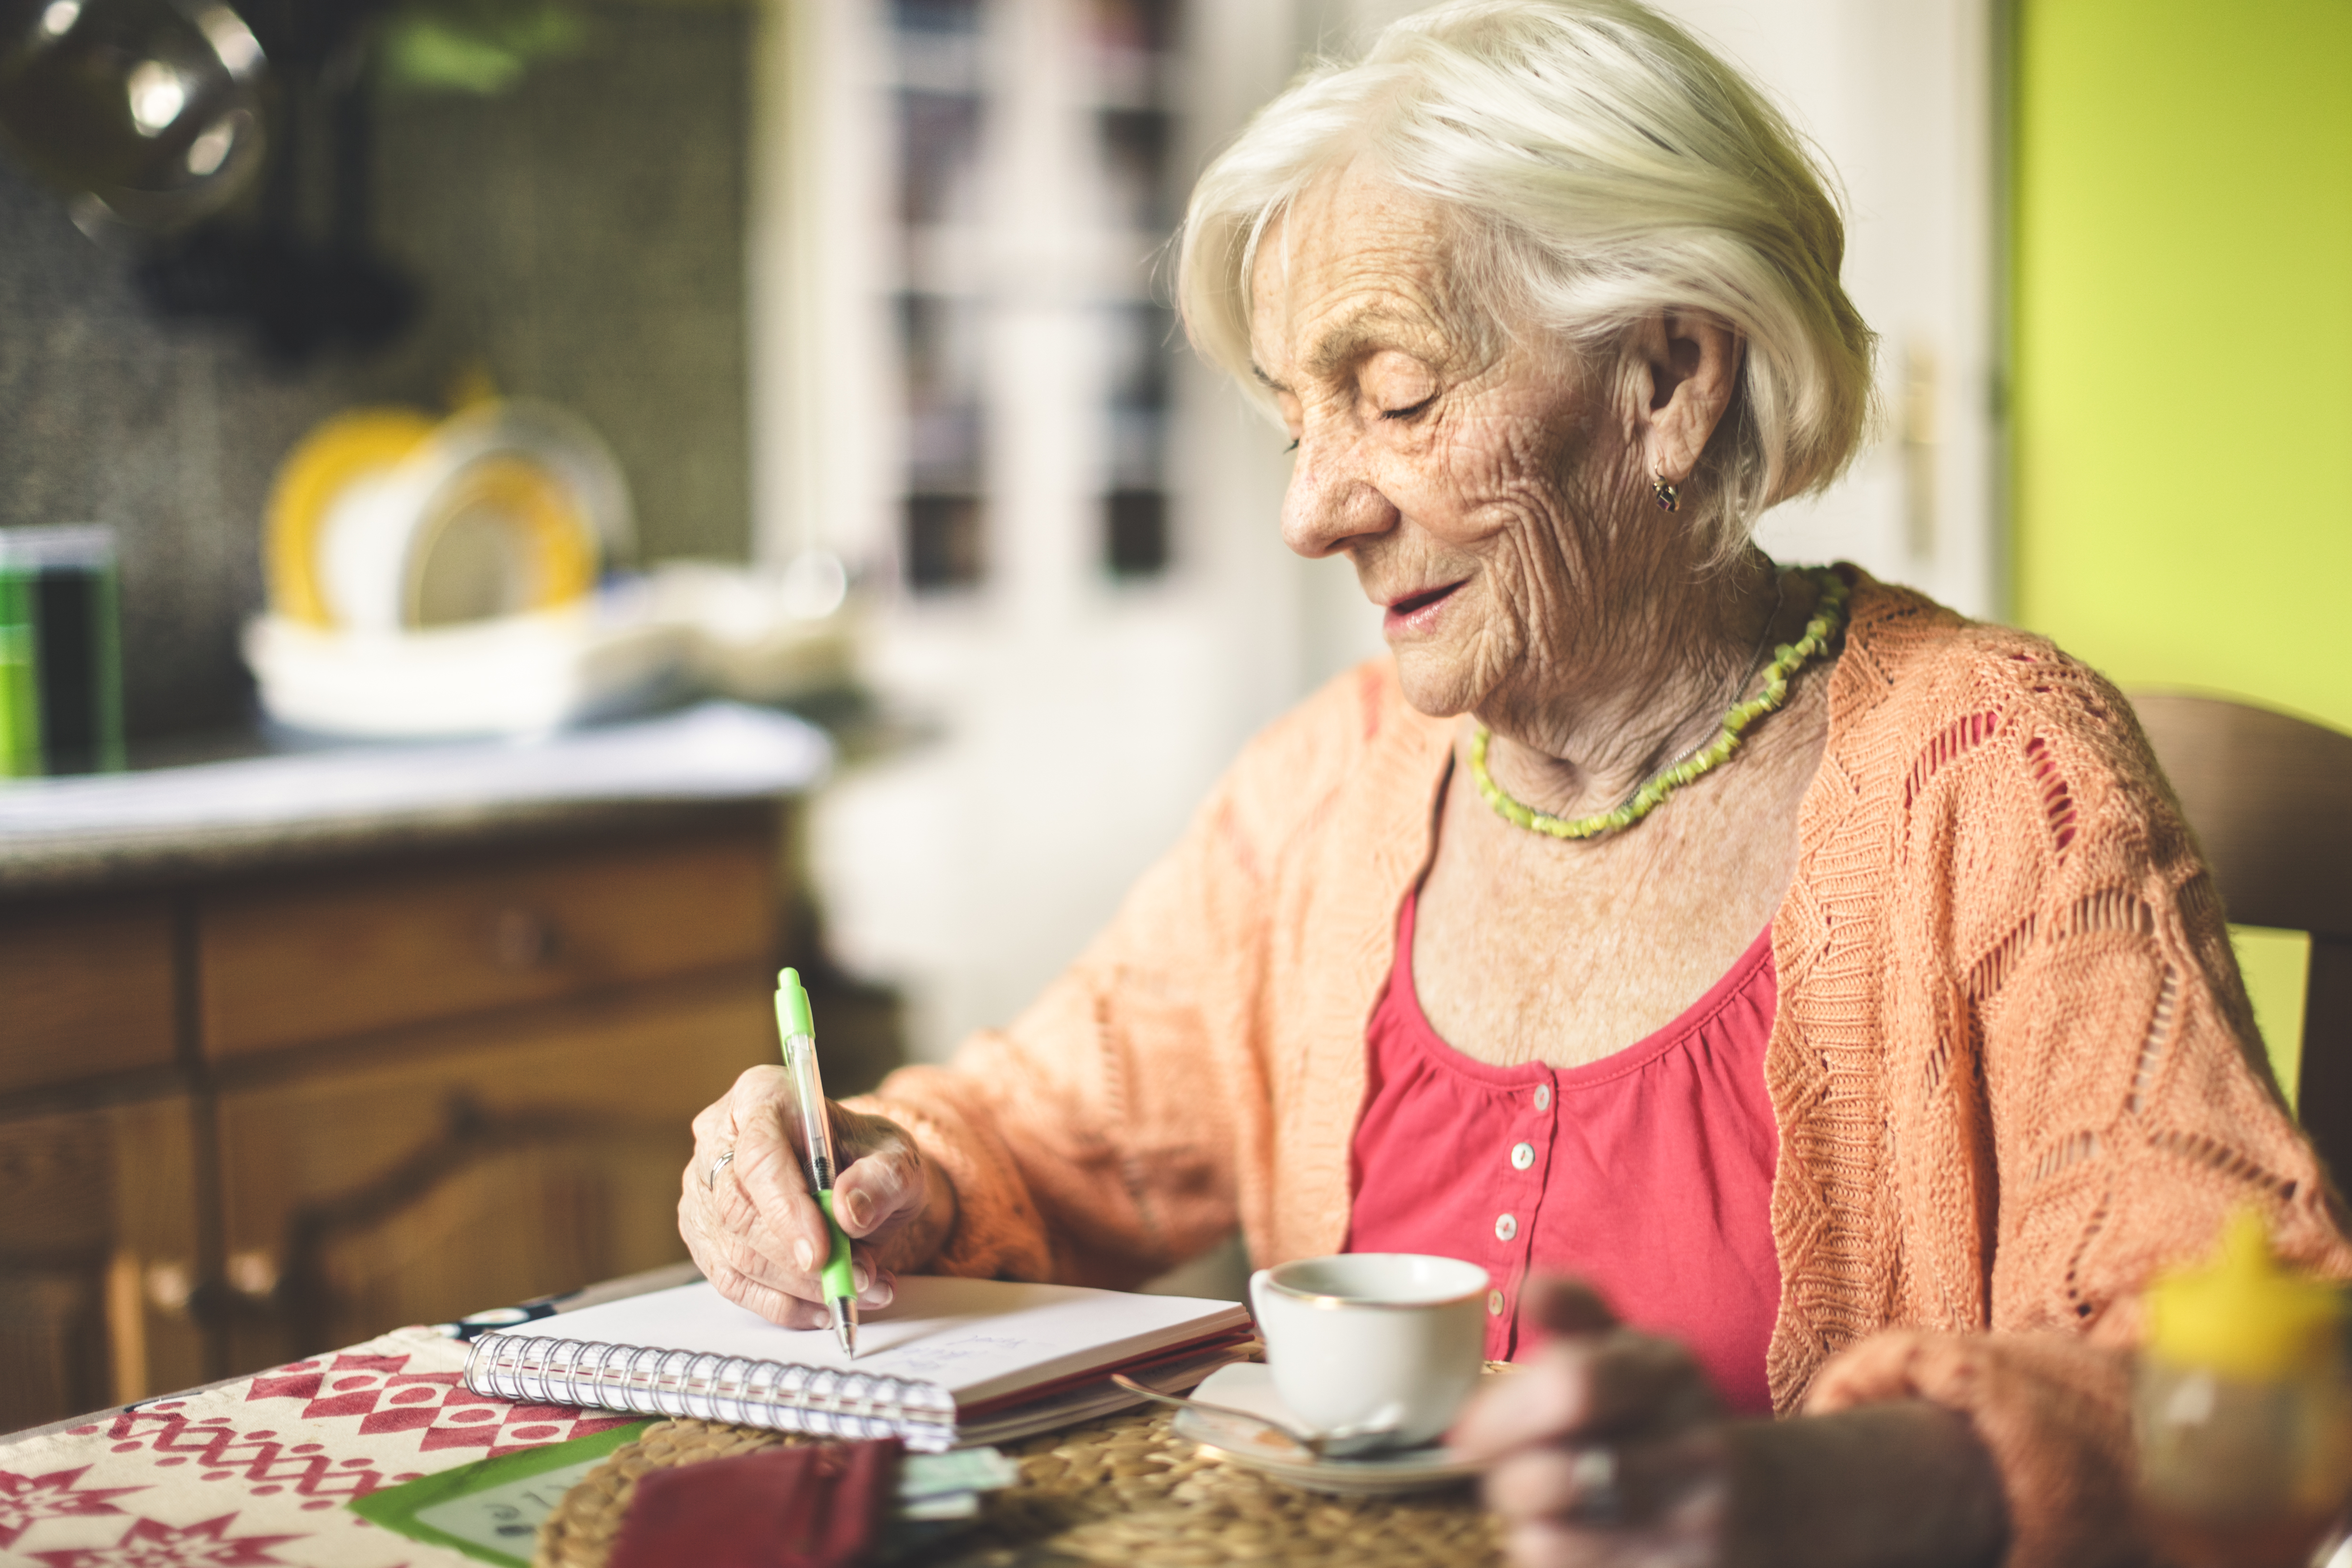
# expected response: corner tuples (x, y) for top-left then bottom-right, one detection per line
(1280, 435), (1400, 560)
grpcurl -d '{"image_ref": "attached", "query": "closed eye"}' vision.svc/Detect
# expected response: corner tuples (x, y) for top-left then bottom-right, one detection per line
(1381, 394), (1437, 422)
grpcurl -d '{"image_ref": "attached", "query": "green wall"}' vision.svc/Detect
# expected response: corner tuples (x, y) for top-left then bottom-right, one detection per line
(2013, 0), (2352, 1094)
(2014, 0), (2352, 727)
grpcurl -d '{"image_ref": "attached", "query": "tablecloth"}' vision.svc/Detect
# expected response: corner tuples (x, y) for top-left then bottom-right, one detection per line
(0, 1326), (636, 1567)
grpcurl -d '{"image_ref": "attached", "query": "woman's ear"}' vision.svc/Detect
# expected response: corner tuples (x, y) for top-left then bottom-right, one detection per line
(1634, 310), (1742, 486)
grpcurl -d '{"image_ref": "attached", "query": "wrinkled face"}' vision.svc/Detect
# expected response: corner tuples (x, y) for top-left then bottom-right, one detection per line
(1250, 167), (1642, 720)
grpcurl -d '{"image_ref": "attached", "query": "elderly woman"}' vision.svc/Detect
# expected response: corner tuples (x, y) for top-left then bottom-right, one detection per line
(680, 2), (2346, 1563)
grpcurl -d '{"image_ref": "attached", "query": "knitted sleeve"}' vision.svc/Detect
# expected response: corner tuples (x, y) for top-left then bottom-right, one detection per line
(1950, 648), (2350, 1330)
(841, 670), (1372, 1288)
(1856, 634), (2352, 1568)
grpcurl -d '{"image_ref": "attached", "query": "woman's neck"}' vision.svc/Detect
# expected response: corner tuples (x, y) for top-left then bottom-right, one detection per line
(1474, 548), (1798, 818)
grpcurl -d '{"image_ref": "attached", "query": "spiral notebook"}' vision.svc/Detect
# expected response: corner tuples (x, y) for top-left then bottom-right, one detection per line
(463, 1277), (1254, 1452)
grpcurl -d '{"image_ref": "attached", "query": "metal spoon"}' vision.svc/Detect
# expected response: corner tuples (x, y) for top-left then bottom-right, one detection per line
(1109, 1373), (1408, 1460)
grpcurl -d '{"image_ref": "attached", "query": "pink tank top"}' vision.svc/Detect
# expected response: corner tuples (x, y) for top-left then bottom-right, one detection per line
(1344, 889), (1783, 1415)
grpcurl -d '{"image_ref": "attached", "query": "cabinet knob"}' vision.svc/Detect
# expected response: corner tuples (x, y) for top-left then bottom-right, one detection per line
(145, 1259), (195, 1313)
(489, 907), (560, 969)
(227, 1249), (279, 1299)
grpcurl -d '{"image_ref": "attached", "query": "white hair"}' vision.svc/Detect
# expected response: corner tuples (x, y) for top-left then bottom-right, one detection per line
(1175, 0), (1877, 559)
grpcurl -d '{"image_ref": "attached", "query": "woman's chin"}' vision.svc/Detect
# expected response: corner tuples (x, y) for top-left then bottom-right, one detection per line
(1388, 649), (1480, 720)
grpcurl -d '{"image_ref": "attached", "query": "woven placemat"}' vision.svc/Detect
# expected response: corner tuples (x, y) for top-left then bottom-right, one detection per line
(534, 1408), (1503, 1568)
(535, 1419), (804, 1568)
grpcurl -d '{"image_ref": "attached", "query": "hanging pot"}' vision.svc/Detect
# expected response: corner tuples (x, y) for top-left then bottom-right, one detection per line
(0, 0), (268, 232)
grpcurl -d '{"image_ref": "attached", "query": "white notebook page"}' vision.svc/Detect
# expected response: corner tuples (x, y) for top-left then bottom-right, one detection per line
(486, 1277), (1249, 1408)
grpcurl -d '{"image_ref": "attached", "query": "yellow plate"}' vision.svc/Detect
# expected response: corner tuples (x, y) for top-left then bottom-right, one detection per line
(406, 454), (598, 625)
(266, 408), (436, 627)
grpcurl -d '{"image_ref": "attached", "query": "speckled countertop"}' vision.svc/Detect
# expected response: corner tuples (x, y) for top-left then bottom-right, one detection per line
(0, 703), (832, 898)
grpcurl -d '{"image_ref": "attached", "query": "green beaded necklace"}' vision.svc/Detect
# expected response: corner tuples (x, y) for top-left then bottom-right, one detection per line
(1468, 565), (1850, 841)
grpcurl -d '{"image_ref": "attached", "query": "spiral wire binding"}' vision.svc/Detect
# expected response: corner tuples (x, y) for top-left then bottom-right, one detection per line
(463, 1333), (961, 1451)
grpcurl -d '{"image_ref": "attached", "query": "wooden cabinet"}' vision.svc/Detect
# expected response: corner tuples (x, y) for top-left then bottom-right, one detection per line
(0, 1096), (207, 1432)
(213, 974), (765, 1371)
(0, 806), (785, 1433)
(200, 836), (773, 1059)
(0, 900), (178, 1095)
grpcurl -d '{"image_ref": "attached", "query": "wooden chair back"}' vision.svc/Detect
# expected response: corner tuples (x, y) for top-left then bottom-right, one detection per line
(2129, 691), (2352, 1184)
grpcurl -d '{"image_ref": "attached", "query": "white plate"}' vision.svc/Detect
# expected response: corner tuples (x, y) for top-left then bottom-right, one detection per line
(1170, 1363), (1486, 1495)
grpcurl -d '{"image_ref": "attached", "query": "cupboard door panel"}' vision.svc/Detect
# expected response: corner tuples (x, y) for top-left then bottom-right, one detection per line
(214, 973), (770, 1371)
(0, 1097), (207, 1432)
(200, 830), (776, 1059)
(0, 1266), (108, 1431)
(0, 901), (177, 1095)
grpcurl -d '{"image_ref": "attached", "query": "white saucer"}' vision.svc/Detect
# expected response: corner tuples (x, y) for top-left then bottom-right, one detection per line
(1170, 1363), (1484, 1496)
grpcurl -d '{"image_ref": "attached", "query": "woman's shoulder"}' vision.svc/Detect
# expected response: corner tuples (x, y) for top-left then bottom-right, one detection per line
(1831, 567), (2176, 844)
(1837, 568), (2140, 749)
(1215, 658), (1451, 851)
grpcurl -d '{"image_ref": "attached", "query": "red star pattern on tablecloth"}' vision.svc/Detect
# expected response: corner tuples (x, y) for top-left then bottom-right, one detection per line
(10, 1329), (628, 1565)
(241, 1349), (632, 1457)
(25, 1512), (300, 1567)
(0, 1467), (147, 1548)
(54, 1343), (632, 1535)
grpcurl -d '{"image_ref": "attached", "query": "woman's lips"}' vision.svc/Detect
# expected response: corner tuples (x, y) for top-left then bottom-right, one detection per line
(1382, 580), (1466, 635)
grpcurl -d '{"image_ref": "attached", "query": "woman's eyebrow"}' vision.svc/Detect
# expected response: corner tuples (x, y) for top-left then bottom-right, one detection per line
(1254, 306), (1430, 394)
(1301, 306), (1425, 381)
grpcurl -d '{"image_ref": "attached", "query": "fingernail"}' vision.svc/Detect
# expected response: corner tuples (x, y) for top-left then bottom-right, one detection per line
(793, 1239), (814, 1274)
(842, 1191), (870, 1230)
(862, 1276), (894, 1308)
(853, 1263), (871, 1292)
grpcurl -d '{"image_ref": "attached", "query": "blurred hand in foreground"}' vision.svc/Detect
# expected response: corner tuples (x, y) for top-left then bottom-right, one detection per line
(1449, 1278), (2011, 1568)
(1451, 1278), (1730, 1568)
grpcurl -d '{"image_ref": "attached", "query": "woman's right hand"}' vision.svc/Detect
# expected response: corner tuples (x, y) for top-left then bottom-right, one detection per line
(678, 1065), (957, 1329)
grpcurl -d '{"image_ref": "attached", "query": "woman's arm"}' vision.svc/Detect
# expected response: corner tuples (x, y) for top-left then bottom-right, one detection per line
(1808, 652), (2352, 1568)
(1942, 662), (2349, 1317)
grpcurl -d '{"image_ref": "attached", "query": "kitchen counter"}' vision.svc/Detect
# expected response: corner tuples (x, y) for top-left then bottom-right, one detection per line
(0, 701), (831, 897)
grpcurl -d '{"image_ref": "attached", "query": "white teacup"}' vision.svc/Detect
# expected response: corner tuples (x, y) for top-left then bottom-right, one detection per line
(1247, 1253), (1488, 1452)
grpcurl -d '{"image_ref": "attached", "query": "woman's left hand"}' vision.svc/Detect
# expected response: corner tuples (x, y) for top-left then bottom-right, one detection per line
(1448, 1278), (1731, 1568)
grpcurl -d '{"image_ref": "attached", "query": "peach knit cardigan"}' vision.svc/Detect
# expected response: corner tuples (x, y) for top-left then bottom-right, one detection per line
(855, 569), (2352, 1566)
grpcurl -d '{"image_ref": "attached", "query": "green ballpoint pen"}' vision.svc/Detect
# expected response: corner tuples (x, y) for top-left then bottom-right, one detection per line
(776, 967), (858, 1358)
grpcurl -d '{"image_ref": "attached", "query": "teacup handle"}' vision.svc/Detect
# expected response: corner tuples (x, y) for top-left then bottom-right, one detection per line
(1246, 1268), (1272, 1337)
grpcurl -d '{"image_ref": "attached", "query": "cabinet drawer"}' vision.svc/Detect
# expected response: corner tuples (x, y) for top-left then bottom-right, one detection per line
(200, 831), (776, 1059)
(0, 901), (177, 1095)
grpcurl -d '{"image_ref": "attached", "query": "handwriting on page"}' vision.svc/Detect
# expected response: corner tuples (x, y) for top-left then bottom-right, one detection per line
(872, 1335), (1055, 1378)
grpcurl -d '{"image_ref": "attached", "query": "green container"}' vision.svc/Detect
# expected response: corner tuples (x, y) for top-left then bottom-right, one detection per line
(0, 526), (125, 778)
(0, 570), (36, 778)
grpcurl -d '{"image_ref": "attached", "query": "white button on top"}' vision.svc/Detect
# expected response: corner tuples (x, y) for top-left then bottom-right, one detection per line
(1510, 1142), (1535, 1171)
(1534, 1084), (1552, 1111)
(1495, 1213), (1518, 1241)
(1486, 1288), (1505, 1316)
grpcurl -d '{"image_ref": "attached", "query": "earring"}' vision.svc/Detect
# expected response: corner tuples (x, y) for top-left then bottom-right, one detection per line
(1651, 461), (1680, 514)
